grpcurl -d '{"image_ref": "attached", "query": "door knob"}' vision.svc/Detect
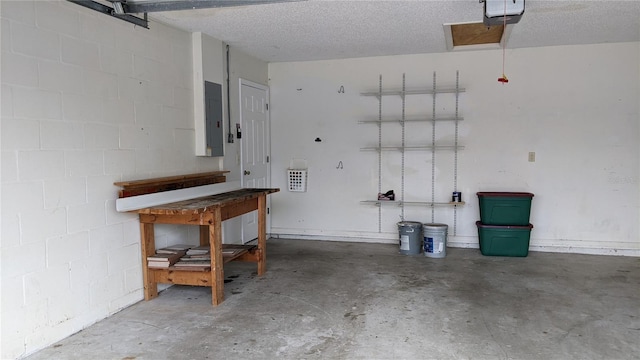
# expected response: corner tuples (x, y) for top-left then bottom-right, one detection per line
(244, 170), (251, 175)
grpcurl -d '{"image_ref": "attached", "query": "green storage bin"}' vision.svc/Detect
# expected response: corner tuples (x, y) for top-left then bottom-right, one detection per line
(477, 192), (534, 225)
(476, 221), (533, 257)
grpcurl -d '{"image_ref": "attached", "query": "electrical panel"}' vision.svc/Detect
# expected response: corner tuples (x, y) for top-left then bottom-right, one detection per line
(205, 81), (224, 157)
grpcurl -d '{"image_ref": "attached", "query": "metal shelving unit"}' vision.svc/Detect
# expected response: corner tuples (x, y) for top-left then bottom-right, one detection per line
(360, 145), (465, 151)
(360, 71), (464, 234)
(360, 201), (467, 206)
(360, 88), (463, 97)
(357, 116), (463, 124)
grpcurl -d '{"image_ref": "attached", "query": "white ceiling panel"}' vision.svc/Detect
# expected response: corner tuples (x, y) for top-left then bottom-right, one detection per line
(144, 0), (640, 62)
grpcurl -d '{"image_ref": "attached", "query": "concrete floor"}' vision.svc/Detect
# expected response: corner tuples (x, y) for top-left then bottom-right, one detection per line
(27, 239), (639, 360)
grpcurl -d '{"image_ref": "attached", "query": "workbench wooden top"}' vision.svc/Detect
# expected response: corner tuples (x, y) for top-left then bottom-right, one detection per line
(135, 188), (279, 215)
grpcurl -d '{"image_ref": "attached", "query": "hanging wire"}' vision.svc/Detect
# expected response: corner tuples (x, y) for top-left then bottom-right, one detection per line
(499, 0), (509, 83)
(502, 0), (506, 76)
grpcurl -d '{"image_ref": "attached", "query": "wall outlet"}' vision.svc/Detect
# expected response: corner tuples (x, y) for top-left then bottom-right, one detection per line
(528, 152), (536, 162)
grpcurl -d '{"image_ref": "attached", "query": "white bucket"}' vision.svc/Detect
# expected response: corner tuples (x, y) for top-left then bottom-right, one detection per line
(423, 223), (448, 258)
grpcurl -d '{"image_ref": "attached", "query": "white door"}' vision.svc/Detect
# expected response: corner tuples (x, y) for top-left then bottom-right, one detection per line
(239, 79), (270, 244)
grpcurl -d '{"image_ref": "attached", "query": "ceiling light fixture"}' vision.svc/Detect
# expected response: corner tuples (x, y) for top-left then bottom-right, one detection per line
(483, 0), (524, 26)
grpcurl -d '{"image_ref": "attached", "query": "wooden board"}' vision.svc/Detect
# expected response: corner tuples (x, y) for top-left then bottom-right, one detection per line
(114, 171), (229, 195)
(222, 244), (257, 263)
(150, 269), (212, 286)
(118, 175), (226, 198)
(451, 22), (504, 46)
(155, 245), (256, 272)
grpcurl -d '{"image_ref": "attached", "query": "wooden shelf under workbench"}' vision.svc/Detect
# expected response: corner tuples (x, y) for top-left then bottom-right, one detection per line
(148, 245), (258, 285)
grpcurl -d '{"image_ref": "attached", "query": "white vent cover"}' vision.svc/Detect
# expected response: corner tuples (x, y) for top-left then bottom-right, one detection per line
(287, 169), (307, 192)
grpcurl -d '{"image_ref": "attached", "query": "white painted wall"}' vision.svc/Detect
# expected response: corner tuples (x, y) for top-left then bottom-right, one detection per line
(268, 42), (640, 256)
(0, 1), (266, 358)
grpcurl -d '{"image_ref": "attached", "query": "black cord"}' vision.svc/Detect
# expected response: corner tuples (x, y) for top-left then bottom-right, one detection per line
(226, 44), (233, 143)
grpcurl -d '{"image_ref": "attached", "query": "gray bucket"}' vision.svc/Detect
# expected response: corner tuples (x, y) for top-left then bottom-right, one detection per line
(423, 223), (448, 258)
(397, 221), (423, 255)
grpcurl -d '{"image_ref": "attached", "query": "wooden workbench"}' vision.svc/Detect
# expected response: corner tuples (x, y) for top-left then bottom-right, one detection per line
(116, 173), (278, 306)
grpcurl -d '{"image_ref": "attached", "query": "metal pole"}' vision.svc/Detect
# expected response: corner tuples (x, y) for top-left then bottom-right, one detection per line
(378, 75), (383, 233)
(431, 72), (436, 223)
(401, 73), (406, 221)
(454, 70), (460, 236)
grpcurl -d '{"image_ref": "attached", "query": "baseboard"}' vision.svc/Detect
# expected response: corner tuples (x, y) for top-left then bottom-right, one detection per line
(270, 232), (396, 244)
(527, 245), (639, 257)
(270, 230), (640, 257)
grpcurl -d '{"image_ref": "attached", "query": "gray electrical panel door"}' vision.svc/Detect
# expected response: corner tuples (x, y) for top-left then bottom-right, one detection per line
(205, 81), (224, 157)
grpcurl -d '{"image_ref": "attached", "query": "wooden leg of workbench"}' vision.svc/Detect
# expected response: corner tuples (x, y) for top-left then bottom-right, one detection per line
(199, 225), (208, 246)
(257, 194), (267, 276)
(210, 208), (224, 306)
(140, 221), (158, 300)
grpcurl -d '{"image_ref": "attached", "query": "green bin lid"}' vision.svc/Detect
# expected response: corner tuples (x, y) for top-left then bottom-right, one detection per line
(476, 221), (533, 229)
(477, 192), (534, 198)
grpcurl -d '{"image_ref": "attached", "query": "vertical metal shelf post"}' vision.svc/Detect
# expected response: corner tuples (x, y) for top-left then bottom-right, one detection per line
(400, 73), (406, 221)
(430, 72), (437, 223)
(453, 70), (460, 236)
(377, 75), (383, 233)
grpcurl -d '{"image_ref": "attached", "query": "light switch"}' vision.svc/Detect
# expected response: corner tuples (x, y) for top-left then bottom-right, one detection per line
(528, 152), (535, 162)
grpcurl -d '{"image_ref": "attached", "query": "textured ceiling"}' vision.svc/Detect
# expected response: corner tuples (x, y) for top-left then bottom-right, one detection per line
(149, 0), (640, 62)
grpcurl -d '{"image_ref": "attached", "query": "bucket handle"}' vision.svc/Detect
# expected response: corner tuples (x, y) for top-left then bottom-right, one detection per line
(405, 228), (414, 233)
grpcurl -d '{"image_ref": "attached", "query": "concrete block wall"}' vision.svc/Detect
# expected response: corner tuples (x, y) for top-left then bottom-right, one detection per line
(0, 1), (220, 358)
